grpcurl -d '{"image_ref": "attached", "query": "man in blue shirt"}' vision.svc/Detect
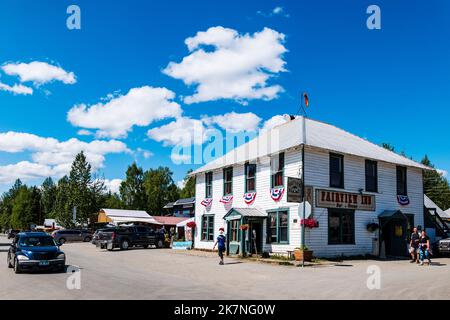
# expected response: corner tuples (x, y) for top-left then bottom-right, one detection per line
(213, 227), (226, 265)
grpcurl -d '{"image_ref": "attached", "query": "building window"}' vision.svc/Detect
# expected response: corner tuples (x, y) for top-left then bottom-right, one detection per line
(365, 160), (378, 192)
(266, 209), (289, 244)
(396, 166), (407, 196)
(245, 163), (256, 192)
(271, 152), (285, 188)
(328, 209), (355, 245)
(223, 167), (233, 196)
(330, 153), (344, 188)
(205, 172), (213, 198)
(201, 215), (214, 241)
(230, 220), (240, 242)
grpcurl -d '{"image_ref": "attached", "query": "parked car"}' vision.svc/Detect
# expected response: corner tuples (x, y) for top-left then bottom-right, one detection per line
(52, 229), (92, 244)
(7, 232), (65, 273)
(93, 225), (165, 251)
(437, 238), (450, 256)
(7, 229), (20, 240)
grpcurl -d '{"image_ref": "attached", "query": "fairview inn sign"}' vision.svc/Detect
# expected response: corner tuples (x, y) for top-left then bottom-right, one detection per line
(316, 189), (376, 211)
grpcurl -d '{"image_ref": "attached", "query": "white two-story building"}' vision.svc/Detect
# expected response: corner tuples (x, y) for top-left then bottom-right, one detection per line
(191, 116), (430, 258)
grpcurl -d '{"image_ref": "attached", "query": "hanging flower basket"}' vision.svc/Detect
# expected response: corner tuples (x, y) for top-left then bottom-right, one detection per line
(366, 222), (379, 232)
(300, 218), (319, 229)
(240, 224), (249, 231)
(186, 221), (196, 229)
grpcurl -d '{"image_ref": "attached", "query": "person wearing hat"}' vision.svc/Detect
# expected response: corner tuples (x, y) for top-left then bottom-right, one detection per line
(213, 227), (226, 265)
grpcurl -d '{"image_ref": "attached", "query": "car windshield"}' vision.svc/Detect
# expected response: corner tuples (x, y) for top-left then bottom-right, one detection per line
(19, 236), (57, 247)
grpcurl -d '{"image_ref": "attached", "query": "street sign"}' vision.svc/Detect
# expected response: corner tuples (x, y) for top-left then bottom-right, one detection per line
(287, 177), (302, 203)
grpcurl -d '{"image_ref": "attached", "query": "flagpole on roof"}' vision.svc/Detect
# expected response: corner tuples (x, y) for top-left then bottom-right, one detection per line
(300, 92), (308, 268)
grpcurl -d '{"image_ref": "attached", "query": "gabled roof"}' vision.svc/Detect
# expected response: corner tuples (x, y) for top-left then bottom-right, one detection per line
(424, 195), (448, 218)
(153, 216), (190, 226)
(174, 197), (195, 205)
(223, 207), (267, 221)
(191, 116), (430, 175)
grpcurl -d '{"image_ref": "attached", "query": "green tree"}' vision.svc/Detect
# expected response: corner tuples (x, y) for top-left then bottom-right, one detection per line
(103, 192), (124, 209)
(41, 177), (57, 218)
(10, 185), (41, 229)
(53, 176), (72, 227)
(381, 143), (395, 152)
(421, 155), (450, 210)
(179, 169), (195, 198)
(119, 163), (146, 210)
(0, 179), (24, 230)
(143, 166), (179, 215)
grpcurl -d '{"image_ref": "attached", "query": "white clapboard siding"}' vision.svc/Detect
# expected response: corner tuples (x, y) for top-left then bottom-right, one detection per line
(194, 145), (424, 258)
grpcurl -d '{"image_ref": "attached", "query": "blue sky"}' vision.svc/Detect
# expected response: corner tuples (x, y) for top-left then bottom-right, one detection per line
(0, 0), (449, 192)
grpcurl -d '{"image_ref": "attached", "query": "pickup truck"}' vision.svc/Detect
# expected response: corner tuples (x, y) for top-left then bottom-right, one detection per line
(92, 225), (165, 251)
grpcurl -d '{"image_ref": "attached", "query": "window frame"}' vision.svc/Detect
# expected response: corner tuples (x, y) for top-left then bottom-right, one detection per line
(396, 166), (407, 196)
(271, 152), (285, 188)
(329, 153), (345, 189)
(205, 172), (213, 198)
(266, 209), (289, 244)
(201, 215), (215, 242)
(365, 160), (378, 193)
(328, 209), (355, 245)
(223, 167), (233, 196)
(230, 220), (240, 243)
(245, 162), (257, 193)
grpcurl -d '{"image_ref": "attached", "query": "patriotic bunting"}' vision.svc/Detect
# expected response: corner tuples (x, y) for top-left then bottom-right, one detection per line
(270, 187), (285, 202)
(243, 192), (257, 205)
(220, 195), (234, 204)
(200, 198), (213, 207)
(397, 195), (410, 206)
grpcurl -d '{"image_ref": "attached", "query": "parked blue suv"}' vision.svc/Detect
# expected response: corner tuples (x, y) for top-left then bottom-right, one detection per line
(7, 232), (66, 273)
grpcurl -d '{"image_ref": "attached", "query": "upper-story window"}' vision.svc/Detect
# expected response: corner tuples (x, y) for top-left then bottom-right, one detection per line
(205, 172), (213, 198)
(271, 152), (285, 188)
(223, 167), (233, 196)
(330, 153), (344, 189)
(396, 166), (407, 196)
(365, 160), (378, 192)
(245, 162), (256, 192)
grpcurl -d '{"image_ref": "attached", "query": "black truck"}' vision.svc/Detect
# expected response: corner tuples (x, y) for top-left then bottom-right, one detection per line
(92, 225), (165, 251)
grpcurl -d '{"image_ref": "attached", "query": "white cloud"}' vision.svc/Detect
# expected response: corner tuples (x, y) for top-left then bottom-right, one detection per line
(77, 129), (93, 136)
(272, 7), (283, 15)
(163, 26), (287, 104)
(257, 6), (290, 18)
(261, 115), (288, 131)
(103, 179), (122, 194)
(0, 161), (53, 184)
(67, 86), (182, 138)
(176, 179), (186, 189)
(136, 148), (153, 159)
(0, 81), (33, 95)
(0, 131), (129, 184)
(147, 117), (207, 147)
(170, 152), (191, 164)
(437, 169), (448, 177)
(2, 61), (76, 85)
(203, 111), (261, 133)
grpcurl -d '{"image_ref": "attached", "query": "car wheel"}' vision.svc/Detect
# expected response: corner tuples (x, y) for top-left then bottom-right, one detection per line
(7, 254), (13, 268)
(13, 258), (21, 274)
(120, 240), (129, 250)
(59, 238), (66, 245)
(157, 240), (164, 248)
(142, 244), (149, 249)
(84, 236), (91, 242)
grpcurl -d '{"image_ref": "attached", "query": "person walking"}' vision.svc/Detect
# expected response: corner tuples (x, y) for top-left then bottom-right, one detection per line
(409, 227), (420, 263)
(418, 230), (432, 266)
(213, 227), (226, 265)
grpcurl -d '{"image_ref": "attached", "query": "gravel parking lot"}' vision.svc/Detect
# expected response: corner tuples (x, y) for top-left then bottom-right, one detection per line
(1, 235), (449, 300)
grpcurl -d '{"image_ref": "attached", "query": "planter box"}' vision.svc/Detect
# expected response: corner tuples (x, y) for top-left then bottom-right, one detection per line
(294, 249), (313, 262)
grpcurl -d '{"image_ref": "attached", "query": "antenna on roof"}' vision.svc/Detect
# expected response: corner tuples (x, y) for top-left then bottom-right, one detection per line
(295, 92), (309, 117)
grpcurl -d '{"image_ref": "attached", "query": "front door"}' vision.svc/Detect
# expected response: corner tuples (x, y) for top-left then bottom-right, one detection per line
(249, 222), (262, 255)
(384, 219), (407, 257)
